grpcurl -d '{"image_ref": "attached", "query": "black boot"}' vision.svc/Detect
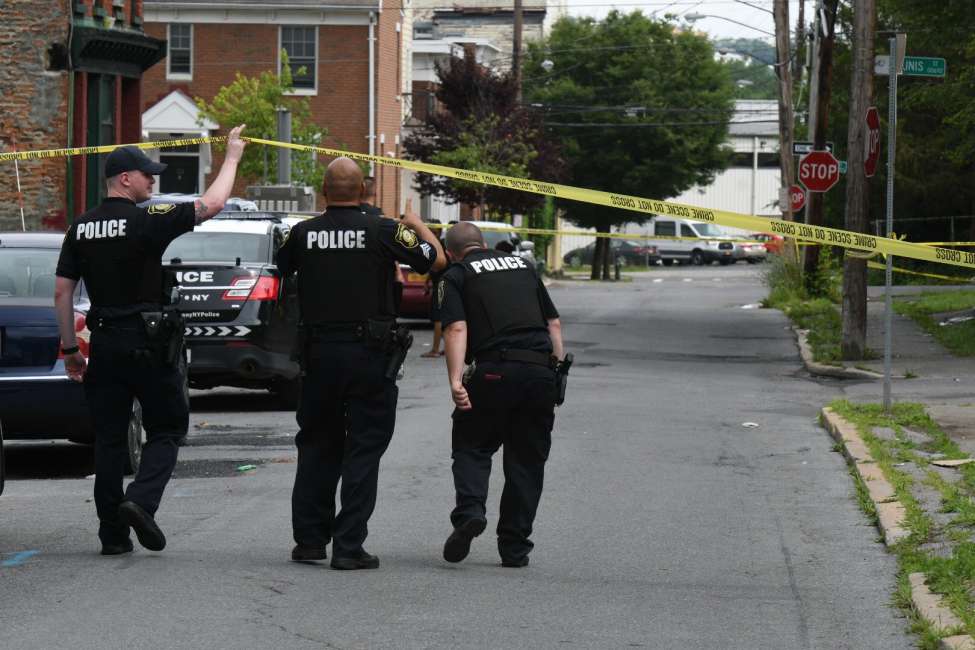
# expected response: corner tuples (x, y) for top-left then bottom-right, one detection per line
(330, 549), (380, 570)
(118, 501), (166, 552)
(443, 517), (487, 563)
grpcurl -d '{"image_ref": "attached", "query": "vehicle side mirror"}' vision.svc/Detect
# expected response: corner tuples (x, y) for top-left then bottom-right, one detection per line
(519, 240), (535, 252)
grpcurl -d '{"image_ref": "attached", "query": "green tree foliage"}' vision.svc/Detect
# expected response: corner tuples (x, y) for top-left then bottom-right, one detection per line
(820, 1), (975, 247)
(195, 54), (328, 191)
(714, 38), (779, 100)
(524, 11), (734, 276)
(402, 51), (565, 218)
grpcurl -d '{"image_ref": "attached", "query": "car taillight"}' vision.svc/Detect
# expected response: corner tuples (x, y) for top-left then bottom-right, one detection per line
(222, 275), (279, 301)
(58, 311), (90, 358)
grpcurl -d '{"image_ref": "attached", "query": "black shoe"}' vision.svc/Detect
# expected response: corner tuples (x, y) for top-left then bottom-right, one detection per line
(100, 539), (134, 556)
(500, 555), (529, 568)
(291, 544), (327, 563)
(330, 550), (380, 570)
(443, 517), (487, 563)
(118, 501), (166, 552)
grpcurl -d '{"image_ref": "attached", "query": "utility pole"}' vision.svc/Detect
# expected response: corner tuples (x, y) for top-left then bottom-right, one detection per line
(773, 0), (795, 224)
(841, 0), (876, 359)
(802, 0), (839, 281)
(513, 0), (524, 103)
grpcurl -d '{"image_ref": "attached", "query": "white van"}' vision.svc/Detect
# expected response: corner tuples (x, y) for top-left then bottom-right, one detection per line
(646, 217), (737, 266)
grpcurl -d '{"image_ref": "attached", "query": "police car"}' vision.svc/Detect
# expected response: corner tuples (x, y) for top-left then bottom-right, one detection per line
(162, 213), (301, 405)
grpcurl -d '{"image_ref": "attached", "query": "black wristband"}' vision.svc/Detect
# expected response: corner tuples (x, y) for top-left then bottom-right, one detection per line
(61, 345), (80, 355)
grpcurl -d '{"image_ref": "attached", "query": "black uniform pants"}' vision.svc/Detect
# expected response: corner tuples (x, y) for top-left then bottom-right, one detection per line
(84, 331), (188, 545)
(451, 360), (556, 562)
(292, 341), (398, 558)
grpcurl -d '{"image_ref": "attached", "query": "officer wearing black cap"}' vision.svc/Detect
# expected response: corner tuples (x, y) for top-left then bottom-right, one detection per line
(277, 156), (445, 570)
(438, 221), (564, 568)
(54, 125), (248, 556)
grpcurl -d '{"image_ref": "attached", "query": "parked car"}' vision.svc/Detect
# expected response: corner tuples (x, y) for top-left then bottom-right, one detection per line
(645, 217), (737, 266)
(750, 232), (786, 256)
(0, 233), (145, 474)
(735, 239), (769, 264)
(141, 193), (259, 213)
(563, 239), (660, 267)
(398, 264), (434, 319)
(162, 212), (302, 405)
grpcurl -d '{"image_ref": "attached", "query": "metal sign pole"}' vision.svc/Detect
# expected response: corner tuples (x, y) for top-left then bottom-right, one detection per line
(883, 35), (899, 414)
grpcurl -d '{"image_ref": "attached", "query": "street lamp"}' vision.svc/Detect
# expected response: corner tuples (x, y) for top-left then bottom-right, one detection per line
(684, 13), (775, 38)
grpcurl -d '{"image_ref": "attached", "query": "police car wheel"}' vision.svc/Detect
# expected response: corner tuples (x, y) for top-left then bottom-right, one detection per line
(124, 401), (145, 476)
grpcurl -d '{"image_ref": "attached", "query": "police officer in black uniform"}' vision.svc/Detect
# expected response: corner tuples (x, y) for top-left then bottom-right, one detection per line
(277, 156), (445, 570)
(54, 125), (248, 555)
(438, 222), (564, 568)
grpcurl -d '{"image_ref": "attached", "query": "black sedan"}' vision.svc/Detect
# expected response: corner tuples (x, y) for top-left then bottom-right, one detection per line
(0, 233), (145, 478)
(563, 239), (660, 267)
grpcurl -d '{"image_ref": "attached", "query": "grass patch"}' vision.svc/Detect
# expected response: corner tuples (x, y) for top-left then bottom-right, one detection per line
(763, 254), (845, 364)
(828, 400), (975, 640)
(894, 290), (975, 357)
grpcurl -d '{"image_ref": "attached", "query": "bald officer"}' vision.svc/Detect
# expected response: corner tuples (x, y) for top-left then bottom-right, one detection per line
(277, 157), (445, 570)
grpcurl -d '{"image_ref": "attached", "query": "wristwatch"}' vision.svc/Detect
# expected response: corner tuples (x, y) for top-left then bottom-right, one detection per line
(61, 345), (80, 355)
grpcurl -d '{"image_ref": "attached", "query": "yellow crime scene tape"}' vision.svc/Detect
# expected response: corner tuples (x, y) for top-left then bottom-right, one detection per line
(4, 135), (975, 271)
(866, 260), (974, 284)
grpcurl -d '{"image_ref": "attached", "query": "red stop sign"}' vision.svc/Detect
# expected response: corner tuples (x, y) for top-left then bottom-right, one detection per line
(790, 184), (806, 212)
(798, 150), (841, 192)
(864, 107), (881, 178)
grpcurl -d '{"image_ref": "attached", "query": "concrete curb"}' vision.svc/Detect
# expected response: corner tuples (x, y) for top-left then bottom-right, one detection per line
(821, 408), (909, 544)
(794, 327), (884, 380)
(941, 635), (975, 650)
(821, 408), (975, 645)
(909, 573), (964, 633)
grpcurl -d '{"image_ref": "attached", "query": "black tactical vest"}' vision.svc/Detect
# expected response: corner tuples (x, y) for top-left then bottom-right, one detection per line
(296, 207), (395, 324)
(459, 249), (547, 356)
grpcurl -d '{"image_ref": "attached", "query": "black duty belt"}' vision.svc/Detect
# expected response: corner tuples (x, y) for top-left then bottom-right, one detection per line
(90, 313), (145, 332)
(475, 349), (556, 368)
(306, 323), (367, 342)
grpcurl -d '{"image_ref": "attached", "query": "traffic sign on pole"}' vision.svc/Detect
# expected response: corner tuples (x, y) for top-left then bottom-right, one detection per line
(864, 106), (881, 177)
(798, 150), (841, 193)
(875, 55), (946, 78)
(789, 184), (806, 212)
(793, 141), (834, 155)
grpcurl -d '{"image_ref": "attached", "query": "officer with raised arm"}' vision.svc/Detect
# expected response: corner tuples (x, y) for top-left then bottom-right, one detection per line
(54, 126), (248, 555)
(438, 222), (565, 568)
(277, 157), (445, 570)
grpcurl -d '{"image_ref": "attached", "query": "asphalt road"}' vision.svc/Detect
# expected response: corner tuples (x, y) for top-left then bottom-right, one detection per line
(0, 265), (912, 649)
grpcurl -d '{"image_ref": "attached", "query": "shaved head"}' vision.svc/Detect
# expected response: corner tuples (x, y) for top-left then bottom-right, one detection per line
(445, 222), (485, 258)
(324, 157), (364, 204)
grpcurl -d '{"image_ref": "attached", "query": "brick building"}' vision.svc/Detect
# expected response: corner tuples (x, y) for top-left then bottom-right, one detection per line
(0, 0), (165, 231)
(142, 0), (408, 214)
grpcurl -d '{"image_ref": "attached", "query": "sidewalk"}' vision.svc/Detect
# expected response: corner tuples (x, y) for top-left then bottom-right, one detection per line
(842, 284), (975, 455)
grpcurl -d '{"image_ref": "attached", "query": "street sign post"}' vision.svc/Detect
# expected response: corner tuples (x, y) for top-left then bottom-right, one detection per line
(789, 184), (806, 212)
(875, 55), (946, 78)
(798, 150), (841, 193)
(864, 106), (881, 177)
(792, 141), (833, 155)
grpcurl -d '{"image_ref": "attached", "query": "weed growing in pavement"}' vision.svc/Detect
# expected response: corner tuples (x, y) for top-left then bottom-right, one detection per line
(763, 254), (843, 364)
(894, 290), (975, 357)
(829, 400), (975, 640)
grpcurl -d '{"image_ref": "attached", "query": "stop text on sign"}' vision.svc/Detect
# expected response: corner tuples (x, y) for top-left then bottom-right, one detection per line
(798, 150), (841, 193)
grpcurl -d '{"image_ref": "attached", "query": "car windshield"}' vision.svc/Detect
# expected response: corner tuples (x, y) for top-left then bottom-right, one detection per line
(163, 233), (269, 264)
(692, 223), (726, 237)
(482, 230), (515, 250)
(0, 247), (60, 298)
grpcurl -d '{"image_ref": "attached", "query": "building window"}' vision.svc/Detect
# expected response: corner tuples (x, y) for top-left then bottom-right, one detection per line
(280, 26), (317, 93)
(167, 24), (192, 79)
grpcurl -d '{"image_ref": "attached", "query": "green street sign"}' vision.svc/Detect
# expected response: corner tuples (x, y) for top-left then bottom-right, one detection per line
(902, 56), (946, 78)
(839, 160), (848, 174)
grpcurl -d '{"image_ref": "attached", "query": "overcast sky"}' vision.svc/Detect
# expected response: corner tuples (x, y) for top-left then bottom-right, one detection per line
(564, 0), (802, 42)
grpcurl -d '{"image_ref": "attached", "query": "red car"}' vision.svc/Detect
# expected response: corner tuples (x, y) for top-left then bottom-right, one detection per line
(398, 264), (432, 319)
(750, 232), (785, 255)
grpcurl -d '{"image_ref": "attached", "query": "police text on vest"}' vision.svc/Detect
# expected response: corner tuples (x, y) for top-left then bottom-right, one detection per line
(470, 256), (527, 273)
(307, 230), (366, 249)
(77, 219), (127, 240)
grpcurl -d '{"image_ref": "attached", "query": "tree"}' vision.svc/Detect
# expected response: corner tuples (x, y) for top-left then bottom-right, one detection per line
(195, 54), (328, 191)
(525, 12), (735, 279)
(714, 38), (779, 100)
(402, 51), (565, 219)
